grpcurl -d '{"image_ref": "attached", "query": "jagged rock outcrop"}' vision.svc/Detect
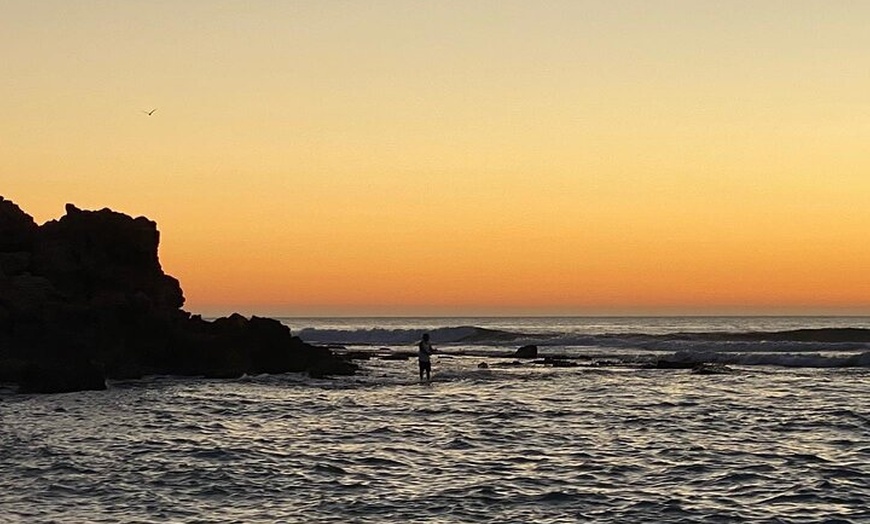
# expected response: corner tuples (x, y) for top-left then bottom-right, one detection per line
(0, 197), (356, 393)
(0, 197), (38, 253)
(31, 203), (184, 311)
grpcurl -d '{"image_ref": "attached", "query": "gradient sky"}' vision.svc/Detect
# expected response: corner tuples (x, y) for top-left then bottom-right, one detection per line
(2, 1), (869, 316)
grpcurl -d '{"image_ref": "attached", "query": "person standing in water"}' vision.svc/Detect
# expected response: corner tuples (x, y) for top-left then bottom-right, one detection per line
(418, 333), (435, 380)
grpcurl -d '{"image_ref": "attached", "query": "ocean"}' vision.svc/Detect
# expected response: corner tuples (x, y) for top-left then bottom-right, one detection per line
(2, 317), (868, 523)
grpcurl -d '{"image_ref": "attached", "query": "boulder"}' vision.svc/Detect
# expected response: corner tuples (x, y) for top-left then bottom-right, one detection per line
(514, 344), (538, 358)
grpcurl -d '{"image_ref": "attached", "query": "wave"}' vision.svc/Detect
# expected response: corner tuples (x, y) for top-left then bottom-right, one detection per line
(296, 326), (527, 346)
(299, 325), (870, 348)
(296, 325), (870, 368)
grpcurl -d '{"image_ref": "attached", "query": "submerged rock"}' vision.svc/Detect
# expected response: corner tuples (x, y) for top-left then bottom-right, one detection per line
(490, 360), (524, 368)
(692, 363), (733, 375)
(381, 352), (415, 361)
(655, 360), (696, 370)
(654, 360), (734, 374)
(342, 351), (373, 360)
(532, 356), (578, 367)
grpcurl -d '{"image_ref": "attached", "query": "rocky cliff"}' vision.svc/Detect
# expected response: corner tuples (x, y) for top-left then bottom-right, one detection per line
(0, 197), (355, 393)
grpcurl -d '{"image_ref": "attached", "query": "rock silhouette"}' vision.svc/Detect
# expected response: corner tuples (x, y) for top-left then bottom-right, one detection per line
(514, 344), (538, 358)
(0, 197), (356, 393)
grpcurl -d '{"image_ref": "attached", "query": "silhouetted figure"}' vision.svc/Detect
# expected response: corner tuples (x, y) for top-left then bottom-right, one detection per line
(418, 333), (435, 380)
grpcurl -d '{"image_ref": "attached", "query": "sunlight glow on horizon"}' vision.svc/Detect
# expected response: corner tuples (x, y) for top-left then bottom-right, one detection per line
(3, 1), (869, 317)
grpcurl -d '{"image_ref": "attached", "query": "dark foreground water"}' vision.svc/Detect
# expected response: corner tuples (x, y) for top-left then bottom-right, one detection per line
(2, 317), (869, 523)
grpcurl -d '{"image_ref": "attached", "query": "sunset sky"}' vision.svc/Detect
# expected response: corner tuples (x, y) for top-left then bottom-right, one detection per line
(3, 1), (869, 316)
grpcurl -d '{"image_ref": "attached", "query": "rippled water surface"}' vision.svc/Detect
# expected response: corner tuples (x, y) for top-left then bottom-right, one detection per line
(2, 357), (868, 523)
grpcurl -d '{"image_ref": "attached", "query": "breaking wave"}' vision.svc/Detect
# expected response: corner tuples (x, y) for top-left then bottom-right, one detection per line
(299, 326), (870, 348)
(297, 326), (525, 346)
(296, 325), (870, 368)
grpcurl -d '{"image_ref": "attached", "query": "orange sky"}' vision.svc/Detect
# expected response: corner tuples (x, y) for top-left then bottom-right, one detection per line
(2, 1), (869, 316)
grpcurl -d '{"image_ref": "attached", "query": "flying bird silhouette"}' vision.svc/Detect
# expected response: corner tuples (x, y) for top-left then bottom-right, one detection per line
(143, 108), (157, 116)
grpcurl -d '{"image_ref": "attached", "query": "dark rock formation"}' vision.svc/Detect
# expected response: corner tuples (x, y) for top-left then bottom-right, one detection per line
(514, 344), (538, 358)
(32, 204), (184, 311)
(341, 351), (373, 360)
(18, 360), (107, 394)
(0, 197), (38, 253)
(0, 197), (356, 393)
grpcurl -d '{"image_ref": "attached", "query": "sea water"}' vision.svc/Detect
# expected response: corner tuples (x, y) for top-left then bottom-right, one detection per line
(2, 317), (868, 523)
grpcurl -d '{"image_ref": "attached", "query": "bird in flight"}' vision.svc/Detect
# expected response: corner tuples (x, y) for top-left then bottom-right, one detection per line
(143, 108), (157, 116)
